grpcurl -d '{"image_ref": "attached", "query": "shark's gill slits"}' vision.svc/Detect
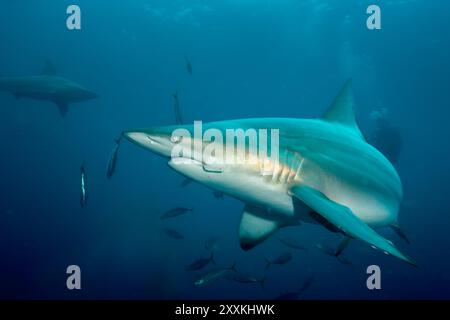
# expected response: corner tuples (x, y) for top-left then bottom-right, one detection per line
(257, 150), (304, 186)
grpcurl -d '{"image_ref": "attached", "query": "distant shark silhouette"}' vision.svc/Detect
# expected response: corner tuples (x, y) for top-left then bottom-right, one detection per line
(124, 80), (415, 266)
(0, 60), (99, 117)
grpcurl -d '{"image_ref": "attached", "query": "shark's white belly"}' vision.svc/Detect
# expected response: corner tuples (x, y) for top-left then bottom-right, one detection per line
(172, 159), (397, 229)
(223, 169), (295, 218)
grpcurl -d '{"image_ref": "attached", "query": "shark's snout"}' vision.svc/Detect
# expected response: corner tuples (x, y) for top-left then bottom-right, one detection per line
(124, 129), (175, 158)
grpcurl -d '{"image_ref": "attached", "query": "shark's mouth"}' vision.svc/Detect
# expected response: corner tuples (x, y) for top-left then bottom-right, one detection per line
(124, 131), (174, 158)
(169, 155), (224, 174)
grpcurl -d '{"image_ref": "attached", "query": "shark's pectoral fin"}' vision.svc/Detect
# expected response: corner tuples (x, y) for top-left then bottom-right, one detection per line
(55, 101), (68, 117)
(239, 205), (291, 251)
(290, 185), (416, 266)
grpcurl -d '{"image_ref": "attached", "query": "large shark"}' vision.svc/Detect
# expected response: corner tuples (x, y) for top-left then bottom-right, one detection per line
(0, 61), (98, 117)
(123, 80), (415, 265)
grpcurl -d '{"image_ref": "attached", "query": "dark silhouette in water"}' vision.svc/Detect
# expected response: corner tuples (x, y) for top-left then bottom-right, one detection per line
(195, 262), (237, 286)
(163, 228), (184, 240)
(227, 272), (266, 288)
(204, 237), (220, 252)
(180, 178), (225, 200)
(277, 236), (307, 251)
(185, 55), (193, 75)
(275, 275), (315, 300)
(391, 224), (411, 244)
(106, 135), (122, 179)
(172, 91), (184, 125)
(265, 252), (293, 270)
(370, 111), (403, 164)
(213, 191), (224, 199)
(181, 178), (193, 187)
(186, 252), (215, 271)
(80, 163), (87, 208)
(315, 243), (353, 267)
(0, 60), (99, 117)
(160, 207), (194, 220)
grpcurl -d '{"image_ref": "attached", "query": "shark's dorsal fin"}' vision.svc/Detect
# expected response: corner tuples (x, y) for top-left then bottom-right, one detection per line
(41, 60), (57, 75)
(322, 79), (365, 140)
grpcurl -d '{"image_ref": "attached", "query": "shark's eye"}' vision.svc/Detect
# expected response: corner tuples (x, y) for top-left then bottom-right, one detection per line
(171, 135), (182, 143)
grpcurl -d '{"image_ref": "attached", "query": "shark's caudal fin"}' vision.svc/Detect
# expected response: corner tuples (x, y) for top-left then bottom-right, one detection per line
(238, 205), (298, 251)
(322, 79), (366, 141)
(290, 185), (416, 266)
(41, 60), (57, 75)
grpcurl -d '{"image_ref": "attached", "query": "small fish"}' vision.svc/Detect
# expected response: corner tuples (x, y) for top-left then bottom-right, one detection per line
(160, 207), (193, 220)
(186, 252), (216, 271)
(163, 228), (184, 240)
(277, 236), (307, 251)
(106, 135), (122, 179)
(195, 262), (237, 287)
(275, 275), (315, 300)
(172, 91), (183, 125)
(265, 252), (293, 270)
(227, 272), (266, 288)
(204, 237), (220, 252)
(185, 55), (193, 75)
(80, 164), (87, 208)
